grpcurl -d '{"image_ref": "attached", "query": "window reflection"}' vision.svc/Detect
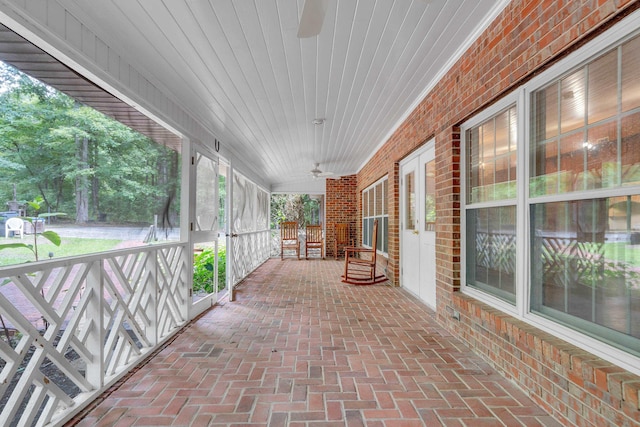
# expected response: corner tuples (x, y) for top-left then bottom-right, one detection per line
(466, 206), (517, 303)
(531, 197), (640, 351)
(362, 178), (389, 253)
(467, 106), (517, 203)
(530, 34), (640, 197)
(405, 171), (415, 230)
(425, 160), (436, 231)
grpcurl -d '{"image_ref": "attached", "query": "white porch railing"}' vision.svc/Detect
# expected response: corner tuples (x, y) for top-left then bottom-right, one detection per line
(0, 243), (188, 427)
(230, 230), (271, 286)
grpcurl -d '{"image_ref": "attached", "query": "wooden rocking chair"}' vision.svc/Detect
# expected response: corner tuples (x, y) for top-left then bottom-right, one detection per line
(305, 225), (324, 259)
(280, 221), (300, 259)
(342, 219), (387, 285)
(333, 223), (352, 259)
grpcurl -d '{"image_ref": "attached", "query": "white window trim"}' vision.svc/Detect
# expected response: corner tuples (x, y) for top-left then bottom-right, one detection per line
(362, 175), (389, 256)
(461, 8), (640, 376)
(461, 90), (523, 317)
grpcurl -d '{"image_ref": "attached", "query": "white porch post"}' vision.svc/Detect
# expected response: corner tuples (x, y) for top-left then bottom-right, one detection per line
(180, 137), (193, 320)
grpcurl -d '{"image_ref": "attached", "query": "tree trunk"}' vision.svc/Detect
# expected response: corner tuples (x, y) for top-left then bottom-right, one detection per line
(91, 141), (100, 218)
(75, 135), (89, 224)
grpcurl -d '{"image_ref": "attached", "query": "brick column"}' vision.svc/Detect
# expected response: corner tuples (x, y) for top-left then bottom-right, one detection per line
(435, 127), (461, 320)
(325, 175), (357, 258)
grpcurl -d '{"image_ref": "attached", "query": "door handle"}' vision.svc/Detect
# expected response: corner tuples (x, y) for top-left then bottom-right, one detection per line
(231, 233), (238, 238)
(412, 230), (419, 235)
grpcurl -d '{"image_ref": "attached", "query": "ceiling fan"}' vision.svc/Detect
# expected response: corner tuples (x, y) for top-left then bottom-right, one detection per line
(310, 163), (334, 179)
(297, 0), (328, 38)
(296, 0), (431, 38)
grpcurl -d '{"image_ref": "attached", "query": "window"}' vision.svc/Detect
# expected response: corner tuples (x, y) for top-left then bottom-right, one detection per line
(463, 20), (640, 370)
(362, 177), (388, 254)
(464, 105), (518, 304)
(529, 33), (640, 356)
(425, 160), (436, 231)
(467, 106), (518, 203)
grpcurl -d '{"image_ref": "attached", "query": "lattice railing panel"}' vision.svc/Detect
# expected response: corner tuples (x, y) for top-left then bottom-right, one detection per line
(0, 243), (188, 427)
(540, 236), (606, 286)
(102, 251), (154, 378)
(230, 231), (270, 286)
(475, 232), (516, 274)
(156, 245), (188, 338)
(271, 230), (281, 257)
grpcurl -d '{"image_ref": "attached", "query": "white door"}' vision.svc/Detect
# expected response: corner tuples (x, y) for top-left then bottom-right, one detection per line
(400, 142), (436, 309)
(401, 156), (420, 296)
(190, 147), (220, 318)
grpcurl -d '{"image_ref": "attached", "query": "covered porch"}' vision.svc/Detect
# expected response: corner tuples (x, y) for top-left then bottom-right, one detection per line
(70, 259), (557, 427)
(1, 1), (640, 426)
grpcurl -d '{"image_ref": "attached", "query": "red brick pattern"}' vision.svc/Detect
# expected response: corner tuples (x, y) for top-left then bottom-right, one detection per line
(451, 294), (640, 427)
(325, 175), (358, 258)
(70, 259), (560, 427)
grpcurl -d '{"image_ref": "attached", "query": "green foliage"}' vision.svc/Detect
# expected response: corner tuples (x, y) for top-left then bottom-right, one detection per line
(193, 247), (227, 294)
(270, 194), (321, 228)
(0, 61), (180, 226)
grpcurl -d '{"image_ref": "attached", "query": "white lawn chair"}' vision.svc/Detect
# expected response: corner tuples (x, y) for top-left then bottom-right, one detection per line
(5, 217), (24, 239)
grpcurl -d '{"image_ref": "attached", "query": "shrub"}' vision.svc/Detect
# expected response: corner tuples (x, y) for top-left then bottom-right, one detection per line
(193, 247), (227, 294)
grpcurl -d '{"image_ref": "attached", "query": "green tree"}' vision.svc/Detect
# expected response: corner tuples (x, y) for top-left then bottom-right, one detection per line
(270, 194), (320, 228)
(0, 61), (180, 226)
(0, 65), (76, 212)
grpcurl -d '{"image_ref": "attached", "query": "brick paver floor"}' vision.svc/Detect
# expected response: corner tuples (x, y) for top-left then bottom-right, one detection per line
(71, 259), (560, 426)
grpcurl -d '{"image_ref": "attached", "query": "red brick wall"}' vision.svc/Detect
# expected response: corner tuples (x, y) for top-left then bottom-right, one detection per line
(353, 1), (640, 426)
(325, 175), (357, 258)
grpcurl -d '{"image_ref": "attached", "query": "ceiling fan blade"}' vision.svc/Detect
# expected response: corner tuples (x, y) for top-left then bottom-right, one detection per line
(309, 163), (334, 178)
(297, 0), (328, 38)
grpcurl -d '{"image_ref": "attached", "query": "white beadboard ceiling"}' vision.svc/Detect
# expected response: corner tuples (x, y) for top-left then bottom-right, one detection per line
(55, 0), (506, 192)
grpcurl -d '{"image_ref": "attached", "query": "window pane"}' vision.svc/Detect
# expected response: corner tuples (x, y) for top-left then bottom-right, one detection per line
(362, 178), (388, 254)
(467, 127), (481, 203)
(367, 219), (374, 248)
(383, 216), (389, 253)
(622, 35), (640, 113)
(559, 131), (586, 190)
(588, 50), (618, 124)
(560, 69), (585, 133)
(425, 160), (436, 231)
(530, 138), (562, 197)
(482, 119), (495, 162)
(405, 171), (415, 230)
(383, 179), (388, 215)
(509, 106), (518, 150)
(481, 159), (496, 201)
(587, 120), (619, 188)
(509, 152), (517, 185)
(531, 197), (640, 355)
(363, 219), (370, 246)
(195, 152), (217, 232)
(467, 106), (517, 203)
(495, 109), (509, 156)
(621, 111), (640, 186)
(532, 82), (559, 141)
(363, 190), (369, 217)
(466, 206), (517, 303)
(368, 188), (375, 217)
(531, 37), (640, 198)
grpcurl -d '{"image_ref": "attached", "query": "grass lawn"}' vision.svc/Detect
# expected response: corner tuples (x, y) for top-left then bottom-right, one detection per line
(604, 241), (640, 266)
(0, 236), (123, 267)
